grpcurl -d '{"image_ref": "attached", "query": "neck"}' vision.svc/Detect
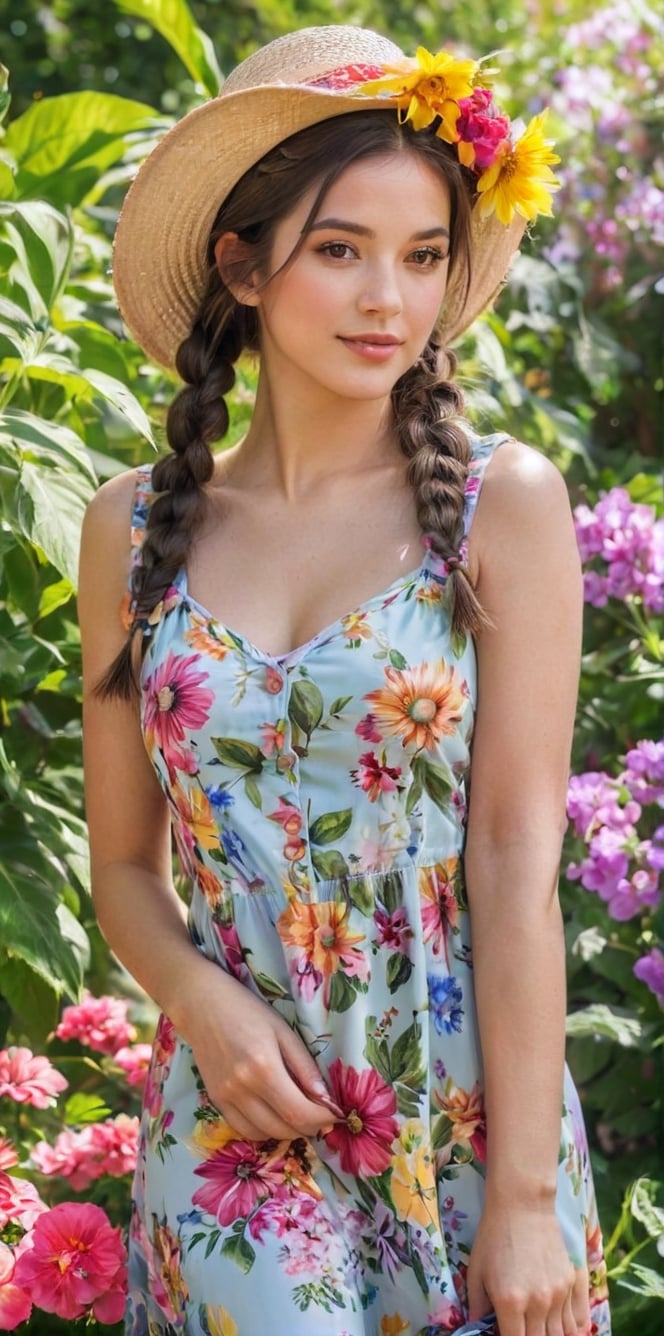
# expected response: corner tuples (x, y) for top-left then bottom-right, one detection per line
(229, 363), (403, 503)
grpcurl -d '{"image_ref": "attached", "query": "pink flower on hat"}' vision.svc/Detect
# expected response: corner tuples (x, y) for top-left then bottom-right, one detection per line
(0, 1047), (68, 1109)
(456, 88), (511, 171)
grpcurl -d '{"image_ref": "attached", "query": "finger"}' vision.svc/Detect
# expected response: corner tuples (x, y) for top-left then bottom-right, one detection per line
(278, 1026), (343, 1116)
(570, 1266), (590, 1334)
(466, 1270), (491, 1322)
(219, 1103), (275, 1142)
(561, 1287), (578, 1336)
(493, 1300), (526, 1336)
(268, 1056), (343, 1133)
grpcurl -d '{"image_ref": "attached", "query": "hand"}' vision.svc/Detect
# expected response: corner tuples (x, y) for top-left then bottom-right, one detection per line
(466, 1202), (590, 1336)
(174, 958), (342, 1141)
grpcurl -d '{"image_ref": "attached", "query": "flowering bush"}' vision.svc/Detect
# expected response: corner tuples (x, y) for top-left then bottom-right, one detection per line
(0, 993), (149, 1329)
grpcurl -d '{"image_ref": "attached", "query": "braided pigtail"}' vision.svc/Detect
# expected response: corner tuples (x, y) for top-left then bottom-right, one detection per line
(96, 269), (252, 700)
(392, 336), (495, 642)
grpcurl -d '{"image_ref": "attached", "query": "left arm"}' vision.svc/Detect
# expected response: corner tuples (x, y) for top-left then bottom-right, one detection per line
(463, 440), (589, 1336)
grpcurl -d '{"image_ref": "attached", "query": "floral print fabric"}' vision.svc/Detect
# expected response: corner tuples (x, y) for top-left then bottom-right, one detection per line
(124, 430), (611, 1336)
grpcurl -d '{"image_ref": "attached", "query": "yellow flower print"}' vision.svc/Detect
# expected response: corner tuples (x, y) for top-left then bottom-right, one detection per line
(390, 1118), (440, 1232)
(477, 110), (561, 225)
(174, 783), (219, 851)
(206, 1306), (239, 1336)
(184, 615), (231, 661)
(187, 1115), (242, 1159)
(341, 609), (373, 642)
(359, 47), (478, 142)
(364, 658), (466, 751)
(381, 1315), (411, 1336)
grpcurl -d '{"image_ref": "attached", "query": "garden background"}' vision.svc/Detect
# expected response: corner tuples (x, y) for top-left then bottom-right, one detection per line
(0, 0), (662, 1330)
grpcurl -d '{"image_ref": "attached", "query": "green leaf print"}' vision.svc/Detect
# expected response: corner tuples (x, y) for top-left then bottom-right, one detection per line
(405, 774), (423, 816)
(328, 695), (353, 716)
(392, 1017), (423, 1079)
(210, 737), (264, 772)
(289, 679), (324, 734)
(310, 848), (349, 880)
(253, 972), (290, 1001)
(364, 1016), (392, 1083)
(244, 773), (262, 809)
(410, 1242), (429, 1297)
(395, 1083), (422, 1118)
(386, 951), (413, 993)
(380, 872), (405, 915)
(328, 970), (358, 1013)
(204, 1228), (221, 1258)
(388, 649), (408, 670)
(220, 1229), (256, 1273)
(431, 1112), (454, 1151)
(347, 875), (373, 916)
(309, 808), (353, 846)
(412, 754), (454, 809)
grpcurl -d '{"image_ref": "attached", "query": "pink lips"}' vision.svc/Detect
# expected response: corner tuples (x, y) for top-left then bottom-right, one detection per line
(339, 333), (402, 362)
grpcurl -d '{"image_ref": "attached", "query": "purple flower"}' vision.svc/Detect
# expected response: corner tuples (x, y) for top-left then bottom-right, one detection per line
(633, 947), (664, 1004)
(621, 740), (664, 805)
(566, 771), (640, 839)
(573, 490), (664, 613)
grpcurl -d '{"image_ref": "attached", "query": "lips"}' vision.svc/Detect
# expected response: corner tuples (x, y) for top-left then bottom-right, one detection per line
(340, 333), (401, 345)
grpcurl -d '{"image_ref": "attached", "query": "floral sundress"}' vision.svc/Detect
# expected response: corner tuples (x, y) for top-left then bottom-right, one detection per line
(124, 428), (611, 1336)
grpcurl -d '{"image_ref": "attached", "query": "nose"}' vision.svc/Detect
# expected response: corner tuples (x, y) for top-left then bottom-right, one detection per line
(357, 260), (402, 318)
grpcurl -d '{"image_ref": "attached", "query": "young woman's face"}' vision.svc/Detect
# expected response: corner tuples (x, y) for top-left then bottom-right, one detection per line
(251, 150), (453, 403)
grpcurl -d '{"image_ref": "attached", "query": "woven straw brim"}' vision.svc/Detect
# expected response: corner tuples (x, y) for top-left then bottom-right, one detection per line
(113, 84), (526, 372)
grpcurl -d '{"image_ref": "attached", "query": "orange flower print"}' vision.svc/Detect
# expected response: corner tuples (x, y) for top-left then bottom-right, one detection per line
(419, 860), (460, 965)
(364, 659), (466, 751)
(264, 665), (284, 694)
(184, 616), (230, 661)
(381, 1316), (411, 1336)
(434, 1079), (487, 1163)
(193, 859), (223, 910)
(174, 783), (219, 853)
(260, 720), (286, 756)
(341, 610), (373, 643)
(277, 899), (368, 1003)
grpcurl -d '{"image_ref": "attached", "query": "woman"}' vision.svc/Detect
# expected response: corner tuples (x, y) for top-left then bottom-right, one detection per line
(79, 24), (611, 1336)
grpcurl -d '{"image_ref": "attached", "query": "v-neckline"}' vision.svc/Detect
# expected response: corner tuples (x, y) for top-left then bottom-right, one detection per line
(176, 547), (435, 667)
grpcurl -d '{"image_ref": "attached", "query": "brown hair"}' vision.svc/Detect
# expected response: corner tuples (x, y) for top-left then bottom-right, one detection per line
(98, 110), (494, 699)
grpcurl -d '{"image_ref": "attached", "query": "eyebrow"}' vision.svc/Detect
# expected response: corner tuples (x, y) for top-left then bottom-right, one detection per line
(307, 218), (450, 240)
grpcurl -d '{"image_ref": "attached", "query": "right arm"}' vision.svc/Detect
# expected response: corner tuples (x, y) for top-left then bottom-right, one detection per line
(78, 472), (339, 1140)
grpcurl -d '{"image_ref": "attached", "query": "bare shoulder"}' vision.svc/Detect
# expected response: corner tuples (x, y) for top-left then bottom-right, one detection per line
(469, 437), (578, 587)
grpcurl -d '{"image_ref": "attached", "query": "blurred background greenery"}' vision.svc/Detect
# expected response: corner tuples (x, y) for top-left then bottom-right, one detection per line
(0, 2), (662, 1331)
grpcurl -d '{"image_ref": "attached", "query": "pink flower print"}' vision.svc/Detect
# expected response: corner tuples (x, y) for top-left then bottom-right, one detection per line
(265, 665), (284, 695)
(419, 861), (460, 966)
(0, 1172), (47, 1229)
(323, 1059), (399, 1178)
(0, 1240), (32, 1329)
(248, 1192), (322, 1243)
(373, 907), (413, 955)
(268, 796), (303, 835)
(355, 713), (382, 743)
(351, 750), (402, 802)
(13, 1200), (127, 1322)
(143, 650), (214, 771)
(260, 720), (286, 756)
(456, 87), (511, 171)
(145, 1215), (189, 1325)
(192, 1141), (286, 1227)
(55, 989), (137, 1056)
(0, 1047), (68, 1108)
(144, 1014), (177, 1119)
(214, 918), (249, 982)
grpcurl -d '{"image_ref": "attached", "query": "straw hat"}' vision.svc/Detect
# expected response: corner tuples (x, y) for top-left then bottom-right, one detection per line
(112, 25), (527, 372)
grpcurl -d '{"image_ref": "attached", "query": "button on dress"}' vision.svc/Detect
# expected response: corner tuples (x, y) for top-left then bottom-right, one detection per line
(124, 429), (611, 1335)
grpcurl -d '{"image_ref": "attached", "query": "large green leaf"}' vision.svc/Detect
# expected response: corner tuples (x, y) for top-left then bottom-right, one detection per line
(0, 64), (10, 126)
(0, 200), (74, 319)
(0, 842), (85, 998)
(3, 91), (160, 207)
(565, 1004), (644, 1048)
(17, 459), (92, 585)
(115, 0), (223, 96)
(0, 409), (97, 484)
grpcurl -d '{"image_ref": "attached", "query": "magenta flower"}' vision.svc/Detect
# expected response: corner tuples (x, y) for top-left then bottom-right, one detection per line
(573, 488), (664, 613)
(567, 770), (641, 840)
(0, 1241), (32, 1330)
(55, 989), (136, 1056)
(0, 1171), (47, 1230)
(13, 1201), (127, 1322)
(354, 713), (382, 743)
(323, 1059), (399, 1177)
(143, 649), (215, 769)
(373, 906), (413, 954)
(351, 750), (402, 802)
(456, 87), (511, 170)
(634, 947), (664, 1003)
(193, 1141), (286, 1226)
(0, 1047), (67, 1109)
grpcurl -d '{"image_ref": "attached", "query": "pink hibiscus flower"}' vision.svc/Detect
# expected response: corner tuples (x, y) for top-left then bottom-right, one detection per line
(0, 1140), (17, 1172)
(323, 1060), (399, 1177)
(13, 1201), (127, 1322)
(0, 1241), (32, 1330)
(192, 1141), (286, 1227)
(143, 650), (214, 770)
(0, 1047), (67, 1109)
(0, 1172), (47, 1229)
(55, 989), (136, 1055)
(351, 751), (402, 802)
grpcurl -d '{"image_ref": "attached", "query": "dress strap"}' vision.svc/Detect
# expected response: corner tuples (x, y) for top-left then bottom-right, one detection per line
(119, 463), (155, 631)
(461, 430), (513, 547)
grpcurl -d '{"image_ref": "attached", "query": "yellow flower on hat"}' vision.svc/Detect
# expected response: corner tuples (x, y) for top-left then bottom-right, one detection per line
(358, 46), (479, 142)
(476, 110), (561, 225)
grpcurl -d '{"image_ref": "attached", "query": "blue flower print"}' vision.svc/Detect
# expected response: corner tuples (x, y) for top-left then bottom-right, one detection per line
(428, 973), (464, 1035)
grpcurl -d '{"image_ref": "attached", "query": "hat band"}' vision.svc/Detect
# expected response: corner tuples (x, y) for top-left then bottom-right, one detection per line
(305, 63), (387, 91)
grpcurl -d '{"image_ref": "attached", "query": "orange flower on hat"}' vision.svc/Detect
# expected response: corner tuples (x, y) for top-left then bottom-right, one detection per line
(358, 46), (479, 142)
(476, 110), (561, 225)
(364, 659), (466, 751)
